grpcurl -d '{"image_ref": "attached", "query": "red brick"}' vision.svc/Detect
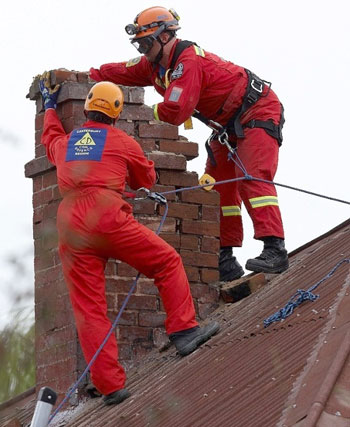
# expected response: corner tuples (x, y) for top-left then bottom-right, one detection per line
(201, 236), (220, 253)
(159, 202), (198, 219)
(51, 69), (78, 84)
(117, 294), (157, 311)
(135, 138), (157, 152)
(105, 260), (117, 276)
(35, 129), (43, 146)
(150, 184), (176, 201)
(180, 250), (218, 268)
(118, 325), (153, 342)
(33, 206), (44, 224)
(159, 139), (198, 160)
(41, 219), (58, 250)
(117, 263), (138, 277)
(58, 82), (91, 103)
(182, 219), (220, 237)
(184, 266), (200, 282)
(148, 151), (186, 170)
(138, 279), (158, 295)
(197, 302), (219, 320)
(77, 72), (89, 83)
(158, 170), (198, 187)
(25, 156), (55, 179)
(61, 100), (84, 119)
(35, 113), (44, 131)
(138, 216), (176, 232)
(190, 283), (220, 302)
(180, 189), (220, 205)
(34, 251), (56, 270)
(106, 278), (135, 293)
(61, 116), (75, 133)
(42, 170), (58, 188)
(128, 86), (145, 104)
(139, 122), (178, 139)
(139, 311), (166, 327)
(108, 310), (137, 326)
(115, 120), (135, 135)
(202, 205), (220, 222)
(200, 267), (216, 287)
(132, 199), (156, 215)
(180, 234), (199, 250)
(35, 265), (64, 285)
(52, 185), (62, 201)
(33, 176), (43, 193)
(35, 142), (46, 158)
(43, 200), (60, 220)
(120, 104), (154, 121)
(159, 232), (180, 248)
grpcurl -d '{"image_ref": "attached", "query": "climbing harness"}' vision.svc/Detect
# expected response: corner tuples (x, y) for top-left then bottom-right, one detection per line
(264, 259), (350, 327)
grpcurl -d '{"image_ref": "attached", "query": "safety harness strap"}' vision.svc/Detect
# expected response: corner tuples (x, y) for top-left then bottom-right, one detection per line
(226, 69), (268, 138)
(243, 103), (285, 146)
(169, 40), (196, 70)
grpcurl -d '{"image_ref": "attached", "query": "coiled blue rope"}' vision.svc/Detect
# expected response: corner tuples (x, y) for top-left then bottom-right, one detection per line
(263, 259), (350, 328)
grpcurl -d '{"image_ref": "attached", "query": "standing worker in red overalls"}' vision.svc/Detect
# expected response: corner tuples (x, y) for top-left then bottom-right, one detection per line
(89, 6), (289, 282)
(38, 72), (219, 406)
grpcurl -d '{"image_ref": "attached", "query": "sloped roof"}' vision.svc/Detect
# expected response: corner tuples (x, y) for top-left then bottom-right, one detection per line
(50, 219), (350, 427)
(1, 219), (349, 426)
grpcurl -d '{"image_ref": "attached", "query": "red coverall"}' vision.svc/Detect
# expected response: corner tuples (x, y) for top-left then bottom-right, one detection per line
(90, 39), (285, 247)
(41, 109), (198, 395)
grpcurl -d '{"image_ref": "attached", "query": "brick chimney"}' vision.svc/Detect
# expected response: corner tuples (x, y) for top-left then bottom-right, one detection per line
(25, 70), (221, 401)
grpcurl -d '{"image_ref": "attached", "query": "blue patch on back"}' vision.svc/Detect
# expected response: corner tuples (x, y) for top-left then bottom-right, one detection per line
(66, 128), (107, 162)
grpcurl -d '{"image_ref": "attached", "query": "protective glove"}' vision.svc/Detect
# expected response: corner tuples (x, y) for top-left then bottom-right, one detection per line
(38, 71), (61, 110)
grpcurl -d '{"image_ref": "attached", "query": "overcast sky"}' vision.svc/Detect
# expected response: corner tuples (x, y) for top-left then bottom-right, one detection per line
(0, 0), (349, 327)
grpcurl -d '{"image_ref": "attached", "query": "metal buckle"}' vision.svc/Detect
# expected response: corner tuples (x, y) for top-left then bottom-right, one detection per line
(251, 79), (263, 93)
(135, 187), (167, 205)
(218, 131), (229, 145)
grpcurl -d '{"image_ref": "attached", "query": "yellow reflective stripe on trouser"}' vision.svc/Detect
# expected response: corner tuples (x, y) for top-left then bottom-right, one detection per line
(153, 104), (160, 121)
(194, 46), (205, 57)
(221, 205), (241, 216)
(249, 196), (279, 208)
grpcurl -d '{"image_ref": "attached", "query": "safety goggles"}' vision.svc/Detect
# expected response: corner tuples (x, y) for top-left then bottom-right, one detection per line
(131, 36), (155, 54)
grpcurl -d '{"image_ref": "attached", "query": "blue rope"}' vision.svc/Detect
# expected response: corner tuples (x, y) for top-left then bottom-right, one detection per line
(264, 259), (350, 328)
(157, 150), (350, 205)
(48, 202), (169, 423)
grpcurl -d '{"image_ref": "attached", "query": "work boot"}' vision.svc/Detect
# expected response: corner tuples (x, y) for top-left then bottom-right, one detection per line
(219, 246), (244, 281)
(103, 388), (131, 406)
(245, 237), (289, 273)
(169, 322), (220, 356)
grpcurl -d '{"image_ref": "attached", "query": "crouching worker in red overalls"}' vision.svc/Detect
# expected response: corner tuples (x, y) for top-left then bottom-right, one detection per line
(38, 72), (220, 406)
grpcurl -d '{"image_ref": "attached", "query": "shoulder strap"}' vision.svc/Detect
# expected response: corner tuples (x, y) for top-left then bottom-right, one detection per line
(170, 40), (196, 70)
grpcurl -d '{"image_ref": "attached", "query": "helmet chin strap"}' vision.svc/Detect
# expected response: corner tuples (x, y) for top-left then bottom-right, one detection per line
(152, 33), (174, 64)
(153, 39), (164, 64)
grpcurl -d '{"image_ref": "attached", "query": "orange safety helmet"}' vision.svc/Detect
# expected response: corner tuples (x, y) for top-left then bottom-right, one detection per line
(84, 82), (124, 119)
(126, 7), (180, 39)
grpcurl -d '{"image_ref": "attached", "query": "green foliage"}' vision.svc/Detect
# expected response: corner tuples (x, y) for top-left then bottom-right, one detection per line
(0, 314), (35, 403)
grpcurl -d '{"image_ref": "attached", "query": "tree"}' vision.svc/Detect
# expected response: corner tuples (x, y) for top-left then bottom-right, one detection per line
(0, 314), (35, 403)
(0, 249), (34, 403)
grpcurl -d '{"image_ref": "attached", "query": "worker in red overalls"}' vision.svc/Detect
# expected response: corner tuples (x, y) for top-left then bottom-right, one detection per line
(38, 72), (219, 406)
(89, 6), (289, 281)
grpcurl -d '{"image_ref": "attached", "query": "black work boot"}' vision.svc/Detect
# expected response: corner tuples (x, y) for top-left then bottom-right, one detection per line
(103, 388), (131, 406)
(245, 237), (289, 273)
(219, 246), (244, 281)
(169, 322), (220, 356)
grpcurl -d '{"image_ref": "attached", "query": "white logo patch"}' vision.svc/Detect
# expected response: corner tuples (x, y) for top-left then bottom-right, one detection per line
(171, 63), (184, 80)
